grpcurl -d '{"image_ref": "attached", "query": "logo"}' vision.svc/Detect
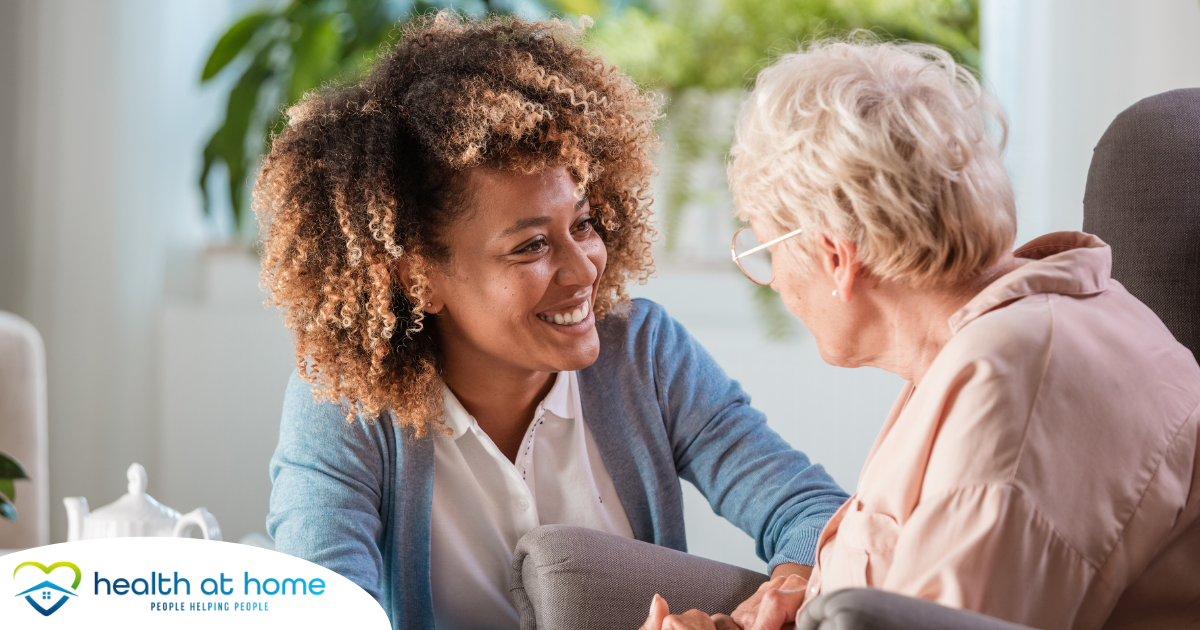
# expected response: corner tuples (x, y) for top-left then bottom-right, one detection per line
(13, 561), (81, 616)
(2, 539), (389, 628)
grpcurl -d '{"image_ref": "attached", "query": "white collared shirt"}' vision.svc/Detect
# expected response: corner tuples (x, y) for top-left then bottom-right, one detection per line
(429, 371), (634, 630)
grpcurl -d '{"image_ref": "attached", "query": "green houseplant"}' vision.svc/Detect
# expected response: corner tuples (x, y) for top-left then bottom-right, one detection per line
(201, 0), (977, 238)
(584, 0), (978, 247)
(200, 0), (978, 336)
(199, 0), (534, 237)
(0, 452), (29, 521)
(580, 0), (979, 336)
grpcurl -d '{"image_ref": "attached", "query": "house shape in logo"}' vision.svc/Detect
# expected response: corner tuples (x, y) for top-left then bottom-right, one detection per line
(13, 561), (81, 617)
(15, 580), (77, 616)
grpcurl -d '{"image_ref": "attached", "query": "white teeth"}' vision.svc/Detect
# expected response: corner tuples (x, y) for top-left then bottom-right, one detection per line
(539, 300), (591, 326)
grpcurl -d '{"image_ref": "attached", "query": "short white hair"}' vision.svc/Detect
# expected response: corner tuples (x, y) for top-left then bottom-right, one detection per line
(729, 36), (1016, 288)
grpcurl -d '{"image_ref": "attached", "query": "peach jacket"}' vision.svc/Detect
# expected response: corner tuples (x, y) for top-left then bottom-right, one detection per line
(805, 232), (1200, 630)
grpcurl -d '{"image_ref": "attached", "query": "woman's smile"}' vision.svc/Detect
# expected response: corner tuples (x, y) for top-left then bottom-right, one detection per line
(536, 297), (591, 328)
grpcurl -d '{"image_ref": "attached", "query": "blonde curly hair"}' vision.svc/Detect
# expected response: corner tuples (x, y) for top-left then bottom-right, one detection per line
(256, 11), (660, 435)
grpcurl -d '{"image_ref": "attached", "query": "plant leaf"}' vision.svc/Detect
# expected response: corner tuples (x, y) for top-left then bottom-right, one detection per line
(0, 478), (13, 503)
(544, 0), (603, 15)
(0, 493), (14, 521)
(198, 46), (276, 229)
(202, 12), (275, 81)
(288, 16), (341, 104)
(0, 452), (28, 480)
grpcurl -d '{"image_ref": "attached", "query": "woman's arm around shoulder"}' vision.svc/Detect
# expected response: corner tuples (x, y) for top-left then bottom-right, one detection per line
(267, 370), (394, 604)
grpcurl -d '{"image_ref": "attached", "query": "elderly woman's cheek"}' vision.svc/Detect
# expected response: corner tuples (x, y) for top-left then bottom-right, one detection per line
(772, 265), (813, 322)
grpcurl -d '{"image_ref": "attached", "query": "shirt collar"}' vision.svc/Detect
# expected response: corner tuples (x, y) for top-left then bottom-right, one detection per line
(439, 370), (577, 440)
(541, 371), (575, 420)
(440, 386), (474, 439)
(948, 231), (1112, 334)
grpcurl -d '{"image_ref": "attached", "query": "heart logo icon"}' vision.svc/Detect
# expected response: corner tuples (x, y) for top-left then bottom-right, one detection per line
(13, 561), (81, 617)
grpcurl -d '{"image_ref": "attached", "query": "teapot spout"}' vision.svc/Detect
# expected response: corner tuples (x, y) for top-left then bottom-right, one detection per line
(63, 497), (89, 542)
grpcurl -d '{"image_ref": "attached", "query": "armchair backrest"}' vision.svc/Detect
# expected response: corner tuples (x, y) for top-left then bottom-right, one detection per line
(1083, 88), (1200, 359)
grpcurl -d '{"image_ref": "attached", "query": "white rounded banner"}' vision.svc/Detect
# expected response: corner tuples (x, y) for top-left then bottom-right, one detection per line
(1, 538), (390, 629)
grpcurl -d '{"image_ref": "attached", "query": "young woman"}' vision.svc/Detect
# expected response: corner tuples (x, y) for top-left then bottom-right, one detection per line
(257, 12), (848, 630)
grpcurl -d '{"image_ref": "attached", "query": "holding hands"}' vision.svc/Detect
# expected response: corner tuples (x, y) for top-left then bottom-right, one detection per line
(640, 595), (741, 630)
(639, 564), (812, 630)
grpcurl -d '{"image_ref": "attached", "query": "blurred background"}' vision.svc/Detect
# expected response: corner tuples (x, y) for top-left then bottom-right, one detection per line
(0, 0), (1197, 571)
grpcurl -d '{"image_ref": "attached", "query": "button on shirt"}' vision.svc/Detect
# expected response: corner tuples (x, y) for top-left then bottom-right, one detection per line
(429, 371), (634, 630)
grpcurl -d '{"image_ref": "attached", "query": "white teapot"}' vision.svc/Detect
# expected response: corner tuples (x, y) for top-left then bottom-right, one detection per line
(63, 463), (222, 541)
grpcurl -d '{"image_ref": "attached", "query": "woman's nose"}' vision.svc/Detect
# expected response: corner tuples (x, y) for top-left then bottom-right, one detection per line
(554, 239), (598, 287)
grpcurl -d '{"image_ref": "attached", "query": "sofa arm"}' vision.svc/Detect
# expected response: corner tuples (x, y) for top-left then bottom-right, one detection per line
(798, 588), (1034, 630)
(511, 525), (768, 630)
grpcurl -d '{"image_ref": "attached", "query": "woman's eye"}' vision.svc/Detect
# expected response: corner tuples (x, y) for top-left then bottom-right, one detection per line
(516, 237), (548, 254)
(574, 217), (595, 234)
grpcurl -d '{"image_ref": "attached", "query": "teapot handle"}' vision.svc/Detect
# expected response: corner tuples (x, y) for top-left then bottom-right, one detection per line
(173, 508), (223, 541)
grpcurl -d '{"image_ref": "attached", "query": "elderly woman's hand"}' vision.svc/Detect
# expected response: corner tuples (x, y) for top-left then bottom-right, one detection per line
(640, 594), (743, 630)
(729, 571), (808, 630)
(716, 562), (808, 630)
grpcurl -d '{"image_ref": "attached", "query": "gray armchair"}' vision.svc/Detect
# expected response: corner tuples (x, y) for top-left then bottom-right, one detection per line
(797, 589), (1030, 630)
(512, 525), (1031, 630)
(511, 89), (1200, 630)
(511, 525), (766, 630)
(1082, 87), (1200, 360)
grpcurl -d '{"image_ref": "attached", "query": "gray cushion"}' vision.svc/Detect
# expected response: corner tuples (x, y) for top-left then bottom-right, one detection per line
(1083, 88), (1200, 360)
(798, 588), (1033, 630)
(511, 525), (767, 630)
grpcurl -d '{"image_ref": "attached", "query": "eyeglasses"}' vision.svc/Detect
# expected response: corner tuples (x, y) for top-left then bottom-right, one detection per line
(730, 226), (804, 285)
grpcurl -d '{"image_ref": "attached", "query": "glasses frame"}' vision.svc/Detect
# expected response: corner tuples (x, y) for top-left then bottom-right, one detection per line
(730, 226), (804, 285)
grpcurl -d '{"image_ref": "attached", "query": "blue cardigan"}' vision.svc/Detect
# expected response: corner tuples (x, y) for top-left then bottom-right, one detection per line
(267, 299), (848, 629)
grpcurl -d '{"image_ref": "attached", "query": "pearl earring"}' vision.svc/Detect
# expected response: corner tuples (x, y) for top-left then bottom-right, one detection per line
(832, 290), (838, 297)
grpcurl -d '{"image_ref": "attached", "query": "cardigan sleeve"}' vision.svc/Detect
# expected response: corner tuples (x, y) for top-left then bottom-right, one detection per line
(644, 301), (850, 569)
(266, 370), (392, 605)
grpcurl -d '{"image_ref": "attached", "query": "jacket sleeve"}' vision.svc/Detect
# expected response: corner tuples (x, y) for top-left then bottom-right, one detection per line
(647, 303), (849, 569)
(266, 370), (393, 605)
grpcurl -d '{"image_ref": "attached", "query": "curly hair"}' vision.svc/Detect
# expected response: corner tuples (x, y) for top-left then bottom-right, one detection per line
(255, 11), (660, 435)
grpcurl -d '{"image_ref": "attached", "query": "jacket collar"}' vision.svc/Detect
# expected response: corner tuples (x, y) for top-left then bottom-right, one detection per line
(948, 231), (1112, 334)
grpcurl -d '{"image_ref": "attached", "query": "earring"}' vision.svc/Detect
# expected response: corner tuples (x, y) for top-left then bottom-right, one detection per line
(832, 290), (838, 297)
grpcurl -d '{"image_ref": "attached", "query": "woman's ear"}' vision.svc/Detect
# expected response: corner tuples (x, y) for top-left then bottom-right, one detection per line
(815, 234), (861, 303)
(397, 256), (445, 314)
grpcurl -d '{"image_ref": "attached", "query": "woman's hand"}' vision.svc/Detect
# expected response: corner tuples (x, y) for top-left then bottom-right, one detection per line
(639, 563), (812, 630)
(729, 563), (810, 630)
(640, 594), (742, 630)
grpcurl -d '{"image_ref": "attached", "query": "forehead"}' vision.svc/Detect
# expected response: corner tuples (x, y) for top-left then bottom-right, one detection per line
(464, 167), (583, 223)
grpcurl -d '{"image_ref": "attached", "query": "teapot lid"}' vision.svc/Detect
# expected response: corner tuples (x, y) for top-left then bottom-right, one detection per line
(89, 463), (181, 525)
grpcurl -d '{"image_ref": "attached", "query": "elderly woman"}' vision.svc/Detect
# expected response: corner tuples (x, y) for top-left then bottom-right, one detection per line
(645, 39), (1200, 630)
(259, 13), (849, 630)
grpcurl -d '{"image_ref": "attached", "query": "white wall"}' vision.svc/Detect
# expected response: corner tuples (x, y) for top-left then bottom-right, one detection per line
(0, 0), (245, 544)
(982, 0), (1200, 244)
(157, 253), (295, 544)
